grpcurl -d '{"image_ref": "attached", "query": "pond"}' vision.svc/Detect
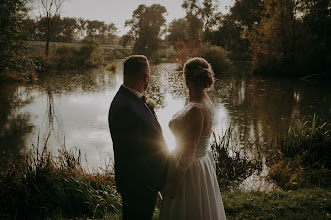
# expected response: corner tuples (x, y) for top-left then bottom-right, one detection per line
(1, 60), (330, 189)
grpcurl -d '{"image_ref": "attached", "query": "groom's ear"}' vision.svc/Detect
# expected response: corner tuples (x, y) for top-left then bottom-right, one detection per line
(142, 72), (149, 83)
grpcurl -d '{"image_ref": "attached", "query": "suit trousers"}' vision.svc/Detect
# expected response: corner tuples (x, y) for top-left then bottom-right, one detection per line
(121, 188), (157, 220)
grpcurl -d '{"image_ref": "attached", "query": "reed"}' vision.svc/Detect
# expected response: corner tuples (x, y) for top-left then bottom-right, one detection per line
(210, 125), (263, 190)
(267, 114), (331, 189)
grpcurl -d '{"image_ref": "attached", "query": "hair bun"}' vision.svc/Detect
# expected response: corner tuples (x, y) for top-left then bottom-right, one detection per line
(183, 58), (214, 89)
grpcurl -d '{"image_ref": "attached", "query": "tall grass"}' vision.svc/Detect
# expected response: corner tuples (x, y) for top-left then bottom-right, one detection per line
(211, 126), (263, 190)
(0, 143), (121, 219)
(267, 114), (331, 189)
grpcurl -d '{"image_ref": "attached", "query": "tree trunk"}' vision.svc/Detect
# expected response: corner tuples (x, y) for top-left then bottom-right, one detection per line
(45, 40), (50, 57)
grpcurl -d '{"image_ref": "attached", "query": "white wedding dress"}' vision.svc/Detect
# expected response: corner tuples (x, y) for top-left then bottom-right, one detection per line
(159, 102), (226, 220)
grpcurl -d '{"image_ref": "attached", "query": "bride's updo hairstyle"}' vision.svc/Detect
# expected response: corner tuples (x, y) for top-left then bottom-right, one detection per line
(183, 57), (214, 89)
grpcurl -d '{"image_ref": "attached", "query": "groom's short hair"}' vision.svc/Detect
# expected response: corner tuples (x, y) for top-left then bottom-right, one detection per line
(123, 55), (149, 82)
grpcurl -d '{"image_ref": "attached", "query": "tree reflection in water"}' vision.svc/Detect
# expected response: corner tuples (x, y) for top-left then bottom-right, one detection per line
(0, 85), (34, 169)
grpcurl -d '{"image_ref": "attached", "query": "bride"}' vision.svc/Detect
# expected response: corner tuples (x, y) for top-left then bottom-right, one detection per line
(159, 57), (226, 220)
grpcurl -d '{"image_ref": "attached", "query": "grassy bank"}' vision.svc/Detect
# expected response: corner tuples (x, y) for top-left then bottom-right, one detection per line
(45, 188), (331, 220)
(0, 146), (121, 219)
(2, 150), (328, 220)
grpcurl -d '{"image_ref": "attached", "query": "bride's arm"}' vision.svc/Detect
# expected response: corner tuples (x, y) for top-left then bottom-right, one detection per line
(163, 106), (204, 198)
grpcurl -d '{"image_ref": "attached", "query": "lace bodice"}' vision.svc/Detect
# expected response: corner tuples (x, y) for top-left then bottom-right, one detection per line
(169, 102), (215, 162)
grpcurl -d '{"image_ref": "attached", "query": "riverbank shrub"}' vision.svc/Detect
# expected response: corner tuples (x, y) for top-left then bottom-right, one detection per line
(267, 115), (331, 189)
(172, 40), (232, 74)
(52, 39), (103, 69)
(76, 38), (103, 67)
(53, 45), (79, 69)
(197, 44), (232, 75)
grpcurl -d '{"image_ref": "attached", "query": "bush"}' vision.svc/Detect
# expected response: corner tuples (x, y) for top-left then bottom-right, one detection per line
(53, 45), (79, 69)
(76, 38), (103, 67)
(106, 63), (117, 72)
(112, 49), (132, 59)
(171, 40), (202, 70)
(195, 44), (232, 75)
(103, 48), (116, 61)
(51, 39), (103, 69)
(172, 40), (232, 74)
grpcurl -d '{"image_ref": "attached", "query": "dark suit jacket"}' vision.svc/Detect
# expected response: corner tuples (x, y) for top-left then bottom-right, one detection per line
(108, 85), (169, 193)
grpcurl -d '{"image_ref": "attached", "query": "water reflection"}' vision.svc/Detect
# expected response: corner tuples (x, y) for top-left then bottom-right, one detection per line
(0, 84), (34, 169)
(1, 61), (330, 177)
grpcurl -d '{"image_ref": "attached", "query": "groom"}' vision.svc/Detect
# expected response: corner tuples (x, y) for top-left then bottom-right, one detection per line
(108, 55), (169, 219)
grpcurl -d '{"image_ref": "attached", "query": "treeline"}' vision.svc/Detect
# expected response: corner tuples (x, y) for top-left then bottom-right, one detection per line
(124, 0), (330, 75)
(164, 0), (330, 75)
(23, 17), (120, 45)
(1, 0), (330, 80)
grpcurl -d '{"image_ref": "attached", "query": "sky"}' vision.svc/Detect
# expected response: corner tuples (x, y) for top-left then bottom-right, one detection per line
(31, 0), (234, 36)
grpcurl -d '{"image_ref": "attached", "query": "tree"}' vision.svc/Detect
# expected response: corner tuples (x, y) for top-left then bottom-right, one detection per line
(244, 0), (331, 75)
(230, 0), (263, 30)
(299, 0), (331, 73)
(38, 0), (64, 56)
(212, 14), (251, 60)
(181, 0), (203, 42)
(77, 18), (87, 41)
(59, 17), (78, 42)
(0, 0), (34, 77)
(120, 34), (134, 47)
(86, 20), (104, 39)
(99, 22), (117, 45)
(86, 20), (117, 44)
(22, 18), (38, 41)
(200, 0), (221, 33)
(125, 4), (167, 57)
(181, 0), (221, 43)
(211, 0), (263, 60)
(167, 18), (189, 46)
(245, 0), (297, 73)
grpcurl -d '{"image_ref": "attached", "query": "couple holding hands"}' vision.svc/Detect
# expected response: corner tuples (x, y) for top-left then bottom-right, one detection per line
(109, 55), (226, 220)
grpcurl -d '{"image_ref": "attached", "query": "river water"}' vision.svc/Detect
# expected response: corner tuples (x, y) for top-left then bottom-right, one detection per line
(1, 60), (330, 189)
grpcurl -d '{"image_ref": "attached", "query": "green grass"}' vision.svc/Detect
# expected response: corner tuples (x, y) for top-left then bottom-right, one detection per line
(43, 188), (331, 220)
(222, 187), (331, 220)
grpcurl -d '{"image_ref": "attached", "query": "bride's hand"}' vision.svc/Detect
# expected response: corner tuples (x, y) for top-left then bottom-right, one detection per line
(162, 181), (180, 199)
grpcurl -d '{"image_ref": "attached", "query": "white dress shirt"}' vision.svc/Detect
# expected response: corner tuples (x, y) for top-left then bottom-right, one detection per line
(122, 84), (144, 99)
